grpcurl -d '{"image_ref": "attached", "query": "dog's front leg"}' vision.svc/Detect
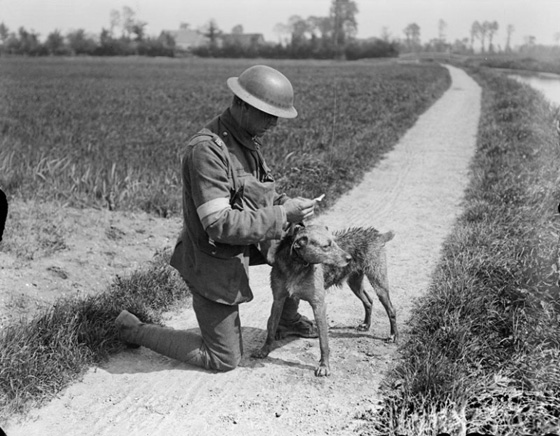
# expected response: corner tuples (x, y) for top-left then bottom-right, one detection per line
(310, 295), (330, 377)
(252, 297), (287, 359)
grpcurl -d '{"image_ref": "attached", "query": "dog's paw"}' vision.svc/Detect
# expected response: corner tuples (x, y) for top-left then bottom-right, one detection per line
(314, 363), (331, 377)
(356, 323), (370, 332)
(384, 334), (397, 344)
(251, 346), (271, 359)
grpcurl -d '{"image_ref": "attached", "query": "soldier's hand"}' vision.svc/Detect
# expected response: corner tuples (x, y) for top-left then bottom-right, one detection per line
(283, 198), (315, 223)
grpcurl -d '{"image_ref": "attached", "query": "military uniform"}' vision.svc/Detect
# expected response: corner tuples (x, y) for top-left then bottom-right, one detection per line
(170, 107), (289, 303)
(166, 108), (300, 370)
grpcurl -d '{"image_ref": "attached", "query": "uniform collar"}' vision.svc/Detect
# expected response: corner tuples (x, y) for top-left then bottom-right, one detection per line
(218, 108), (261, 151)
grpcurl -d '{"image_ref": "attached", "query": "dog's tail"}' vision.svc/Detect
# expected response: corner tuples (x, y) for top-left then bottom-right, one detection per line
(381, 230), (395, 244)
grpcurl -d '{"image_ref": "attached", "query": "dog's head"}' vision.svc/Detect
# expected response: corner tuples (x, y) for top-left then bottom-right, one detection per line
(289, 224), (351, 267)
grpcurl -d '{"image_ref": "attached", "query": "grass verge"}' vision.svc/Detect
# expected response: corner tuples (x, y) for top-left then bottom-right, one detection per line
(0, 250), (189, 421)
(357, 67), (560, 434)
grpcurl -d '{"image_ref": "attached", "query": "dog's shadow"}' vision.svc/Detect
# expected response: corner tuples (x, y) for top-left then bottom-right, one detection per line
(242, 331), (319, 372)
(328, 325), (389, 341)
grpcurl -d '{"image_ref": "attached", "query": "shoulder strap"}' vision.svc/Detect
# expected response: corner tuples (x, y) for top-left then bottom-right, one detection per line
(189, 129), (238, 190)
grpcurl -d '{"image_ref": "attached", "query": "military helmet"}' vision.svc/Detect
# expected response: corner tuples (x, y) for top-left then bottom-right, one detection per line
(227, 65), (298, 119)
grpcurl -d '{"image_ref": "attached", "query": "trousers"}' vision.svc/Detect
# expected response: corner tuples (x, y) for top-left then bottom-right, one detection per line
(122, 285), (301, 372)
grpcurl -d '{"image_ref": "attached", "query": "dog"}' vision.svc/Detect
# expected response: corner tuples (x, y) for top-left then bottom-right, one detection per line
(252, 223), (397, 376)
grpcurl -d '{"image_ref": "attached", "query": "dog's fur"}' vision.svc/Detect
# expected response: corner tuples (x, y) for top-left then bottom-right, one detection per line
(252, 224), (397, 376)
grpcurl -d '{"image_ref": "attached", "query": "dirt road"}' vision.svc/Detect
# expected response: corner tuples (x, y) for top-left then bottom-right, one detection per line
(4, 65), (481, 436)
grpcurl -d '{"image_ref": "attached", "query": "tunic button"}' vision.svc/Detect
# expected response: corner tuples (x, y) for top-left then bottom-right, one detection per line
(223, 132), (228, 136)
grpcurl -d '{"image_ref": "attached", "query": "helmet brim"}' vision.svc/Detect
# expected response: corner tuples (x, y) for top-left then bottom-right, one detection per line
(227, 77), (298, 119)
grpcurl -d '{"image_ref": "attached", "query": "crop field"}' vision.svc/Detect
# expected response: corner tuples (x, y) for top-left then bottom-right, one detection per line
(0, 57), (450, 216)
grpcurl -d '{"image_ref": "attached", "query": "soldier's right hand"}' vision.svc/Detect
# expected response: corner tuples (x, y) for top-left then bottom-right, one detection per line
(283, 197), (315, 223)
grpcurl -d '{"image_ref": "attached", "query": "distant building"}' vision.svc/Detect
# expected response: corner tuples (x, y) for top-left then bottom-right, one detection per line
(164, 25), (266, 52)
(218, 33), (266, 49)
(165, 26), (209, 50)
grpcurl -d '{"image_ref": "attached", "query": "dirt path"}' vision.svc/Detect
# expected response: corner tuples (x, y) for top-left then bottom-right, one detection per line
(4, 65), (481, 436)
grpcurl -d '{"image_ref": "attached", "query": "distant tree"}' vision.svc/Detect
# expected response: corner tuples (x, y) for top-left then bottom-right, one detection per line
(231, 25), (244, 35)
(486, 21), (499, 53)
(288, 15), (309, 46)
(311, 16), (333, 41)
(438, 19), (447, 42)
(330, 0), (358, 58)
(273, 22), (290, 45)
(403, 23), (421, 52)
(8, 27), (43, 55)
(136, 31), (175, 57)
(121, 6), (136, 38)
(131, 21), (147, 41)
(158, 31), (176, 50)
(505, 24), (515, 52)
(345, 38), (398, 60)
(202, 19), (222, 50)
(67, 29), (97, 55)
(470, 21), (482, 52)
(45, 30), (67, 55)
(451, 38), (470, 54)
(380, 26), (391, 42)
(524, 35), (536, 46)
(0, 22), (9, 46)
(109, 9), (121, 36)
(432, 19), (448, 52)
(478, 20), (498, 53)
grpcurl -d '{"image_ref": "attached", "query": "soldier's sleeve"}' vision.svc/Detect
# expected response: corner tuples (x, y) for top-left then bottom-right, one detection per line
(273, 192), (290, 205)
(187, 140), (286, 245)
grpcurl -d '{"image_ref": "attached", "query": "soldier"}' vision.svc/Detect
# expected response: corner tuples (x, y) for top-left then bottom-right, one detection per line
(116, 65), (317, 371)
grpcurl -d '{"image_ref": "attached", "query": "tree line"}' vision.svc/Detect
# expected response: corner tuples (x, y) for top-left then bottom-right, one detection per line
(192, 0), (396, 59)
(399, 19), (559, 56)
(1, 1), (558, 60)
(0, 1), (399, 60)
(0, 6), (175, 57)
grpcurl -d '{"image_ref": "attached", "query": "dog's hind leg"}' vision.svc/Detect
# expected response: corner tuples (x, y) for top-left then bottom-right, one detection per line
(366, 269), (397, 343)
(347, 272), (374, 331)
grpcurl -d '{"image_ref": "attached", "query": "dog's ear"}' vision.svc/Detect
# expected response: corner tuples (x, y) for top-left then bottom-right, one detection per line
(287, 222), (305, 238)
(293, 235), (308, 249)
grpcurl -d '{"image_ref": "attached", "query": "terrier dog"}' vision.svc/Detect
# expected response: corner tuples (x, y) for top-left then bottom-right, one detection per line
(252, 224), (397, 376)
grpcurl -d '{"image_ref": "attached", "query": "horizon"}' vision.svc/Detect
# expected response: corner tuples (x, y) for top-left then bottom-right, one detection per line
(1, 0), (559, 48)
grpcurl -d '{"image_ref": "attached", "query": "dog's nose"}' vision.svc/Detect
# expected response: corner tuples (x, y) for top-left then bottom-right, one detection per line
(345, 254), (352, 262)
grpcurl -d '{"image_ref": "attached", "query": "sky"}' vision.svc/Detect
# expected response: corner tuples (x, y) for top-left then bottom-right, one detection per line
(1, 0), (559, 48)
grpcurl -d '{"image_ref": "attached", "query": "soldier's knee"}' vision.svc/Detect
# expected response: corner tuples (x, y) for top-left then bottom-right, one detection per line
(212, 352), (241, 372)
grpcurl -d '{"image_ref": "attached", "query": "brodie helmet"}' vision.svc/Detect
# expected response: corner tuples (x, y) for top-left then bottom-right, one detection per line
(227, 65), (298, 119)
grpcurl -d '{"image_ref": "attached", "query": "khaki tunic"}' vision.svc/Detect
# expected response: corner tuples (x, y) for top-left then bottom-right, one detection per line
(170, 108), (288, 305)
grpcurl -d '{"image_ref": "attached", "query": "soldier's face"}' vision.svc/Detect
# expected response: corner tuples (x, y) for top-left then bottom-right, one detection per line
(245, 104), (278, 137)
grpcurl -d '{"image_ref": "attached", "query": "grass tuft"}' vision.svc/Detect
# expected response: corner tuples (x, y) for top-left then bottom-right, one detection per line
(0, 251), (189, 420)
